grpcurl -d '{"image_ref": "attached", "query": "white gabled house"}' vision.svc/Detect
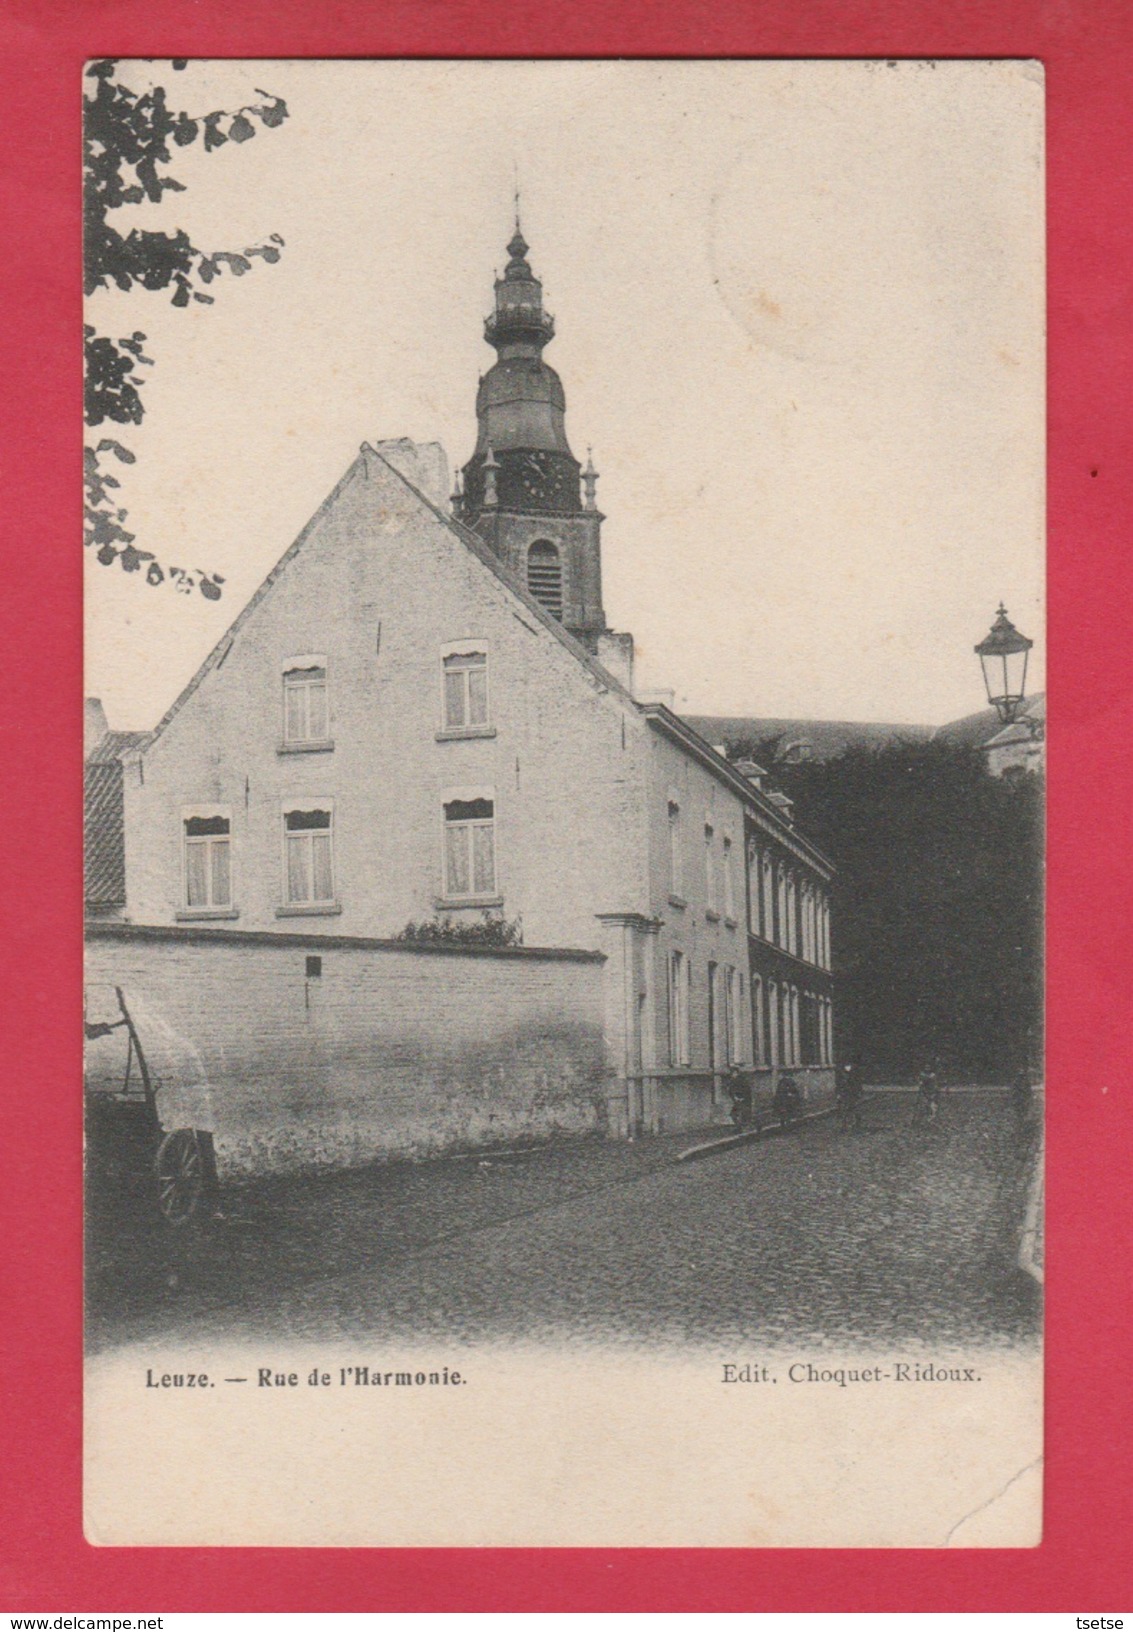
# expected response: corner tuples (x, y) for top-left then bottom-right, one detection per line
(85, 230), (836, 1162)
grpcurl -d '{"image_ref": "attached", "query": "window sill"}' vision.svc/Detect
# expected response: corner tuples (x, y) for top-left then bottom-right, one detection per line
(276, 902), (343, 917)
(435, 725), (497, 742)
(277, 739), (335, 755)
(175, 908), (239, 922)
(667, 893), (687, 911)
(705, 909), (721, 923)
(433, 894), (505, 911)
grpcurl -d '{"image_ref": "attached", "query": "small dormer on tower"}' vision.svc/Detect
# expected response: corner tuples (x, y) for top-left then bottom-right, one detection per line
(458, 223), (608, 651)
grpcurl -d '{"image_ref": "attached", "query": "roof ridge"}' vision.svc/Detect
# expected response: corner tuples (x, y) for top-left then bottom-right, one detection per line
(136, 441), (639, 757)
(360, 442), (639, 709)
(141, 454), (369, 750)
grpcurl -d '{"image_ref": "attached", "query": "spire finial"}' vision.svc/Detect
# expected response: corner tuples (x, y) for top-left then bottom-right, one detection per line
(483, 443), (499, 510)
(582, 446), (599, 511)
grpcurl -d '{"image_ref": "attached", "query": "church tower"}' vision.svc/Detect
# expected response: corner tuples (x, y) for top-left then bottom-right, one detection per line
(457, 225), (609, 652)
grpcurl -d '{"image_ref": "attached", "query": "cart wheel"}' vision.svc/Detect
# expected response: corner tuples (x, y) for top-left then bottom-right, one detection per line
(154, 1129), (204, 1226)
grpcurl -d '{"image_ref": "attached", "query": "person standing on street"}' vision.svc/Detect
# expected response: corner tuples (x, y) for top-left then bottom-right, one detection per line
(915, 1063), (940, 1127)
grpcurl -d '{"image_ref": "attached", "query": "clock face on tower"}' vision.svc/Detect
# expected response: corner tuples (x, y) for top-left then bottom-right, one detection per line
(499, 448), (579, 513)
(521, 453), (545, 498)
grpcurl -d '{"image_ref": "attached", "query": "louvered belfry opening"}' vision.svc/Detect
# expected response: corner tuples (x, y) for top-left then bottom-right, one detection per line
(527, 540), (563, 619)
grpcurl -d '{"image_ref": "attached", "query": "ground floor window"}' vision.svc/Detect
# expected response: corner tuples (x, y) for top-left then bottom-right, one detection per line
(776, 983), (800, 1067)
(751, 974), (766, 1066)
(801, 991), (821, 1065)
(767, 980), (780, 1068)
(669, 950), (690, 1066)
(726, 966), (744, 1064)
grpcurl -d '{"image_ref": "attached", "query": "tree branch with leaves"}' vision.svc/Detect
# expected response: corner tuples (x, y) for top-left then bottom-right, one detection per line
(83, 59), (288, 598)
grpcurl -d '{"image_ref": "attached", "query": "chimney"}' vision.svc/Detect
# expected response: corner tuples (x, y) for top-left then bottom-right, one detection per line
(734, 758), (768, 790)
(595, 629), (635, 694)
(369, 439), (451, 509)
(767, 789), (795, 823)
(84, 698), (109, 760)
(636, 687), (676, 710)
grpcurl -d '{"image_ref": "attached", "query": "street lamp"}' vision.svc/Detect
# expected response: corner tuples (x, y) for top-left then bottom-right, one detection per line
(975, 604), (1033, 724)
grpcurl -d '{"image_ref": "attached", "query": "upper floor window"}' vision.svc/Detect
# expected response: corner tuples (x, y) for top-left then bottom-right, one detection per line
(183, 809), (231, 910)
(761, 852), (774, 940)
(668, 801), (683, 899)
(443, 647), (489, 731)
(527, 540), (563, 619)
(444, 794), (496, 899)
(284, 805), (335, 906)
(722, 837), (736, 921)
(705, 823), (717, 914)
(283, 659), (329, 745)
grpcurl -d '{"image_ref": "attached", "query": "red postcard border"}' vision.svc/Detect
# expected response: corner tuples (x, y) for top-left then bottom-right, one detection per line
(2, 0), (1131, 1610)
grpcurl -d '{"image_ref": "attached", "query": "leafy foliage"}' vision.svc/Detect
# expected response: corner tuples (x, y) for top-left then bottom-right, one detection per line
(765, 742), (1043, 1082)
(83, 59), (288, 596)
(395, 916), (525, 948)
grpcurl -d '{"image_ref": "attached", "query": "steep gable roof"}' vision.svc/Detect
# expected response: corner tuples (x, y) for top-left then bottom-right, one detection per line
(138, 443), (640, 756)
(120, 440), (827, 864)
(370, 445), (640, 708)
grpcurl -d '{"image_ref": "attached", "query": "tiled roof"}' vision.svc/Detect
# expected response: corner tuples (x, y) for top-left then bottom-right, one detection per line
(86, 729), (148, 765)
(84, 759), (126, 907)
(84, 726), (146, 909)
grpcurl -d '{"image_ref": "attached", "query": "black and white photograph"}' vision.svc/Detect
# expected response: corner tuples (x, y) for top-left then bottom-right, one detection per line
(83, 58), (1044, 1547)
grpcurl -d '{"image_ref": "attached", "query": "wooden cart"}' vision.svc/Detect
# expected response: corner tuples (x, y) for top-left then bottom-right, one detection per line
(84, 985), (216, 1226)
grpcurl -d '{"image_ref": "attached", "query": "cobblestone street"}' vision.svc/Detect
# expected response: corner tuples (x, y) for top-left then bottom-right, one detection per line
(89, 1090), (1041, 1354)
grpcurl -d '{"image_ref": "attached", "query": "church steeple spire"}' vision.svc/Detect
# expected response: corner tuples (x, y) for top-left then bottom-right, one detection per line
(483, 224), (556, 359)
(459, 221), (607, 649)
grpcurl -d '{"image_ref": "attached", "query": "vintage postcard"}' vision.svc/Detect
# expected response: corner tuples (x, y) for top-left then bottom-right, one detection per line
(83, 58), (1044, 1547)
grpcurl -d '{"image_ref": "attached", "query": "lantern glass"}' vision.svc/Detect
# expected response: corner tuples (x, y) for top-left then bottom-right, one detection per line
(975, 605), (1033, 723)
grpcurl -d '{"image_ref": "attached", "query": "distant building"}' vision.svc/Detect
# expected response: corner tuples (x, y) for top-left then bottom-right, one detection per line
(685, 716), (934, 764)
(84, 705), (148, 920)
(688, 695), (1045, 777)
(979, 696), (1045, 778)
